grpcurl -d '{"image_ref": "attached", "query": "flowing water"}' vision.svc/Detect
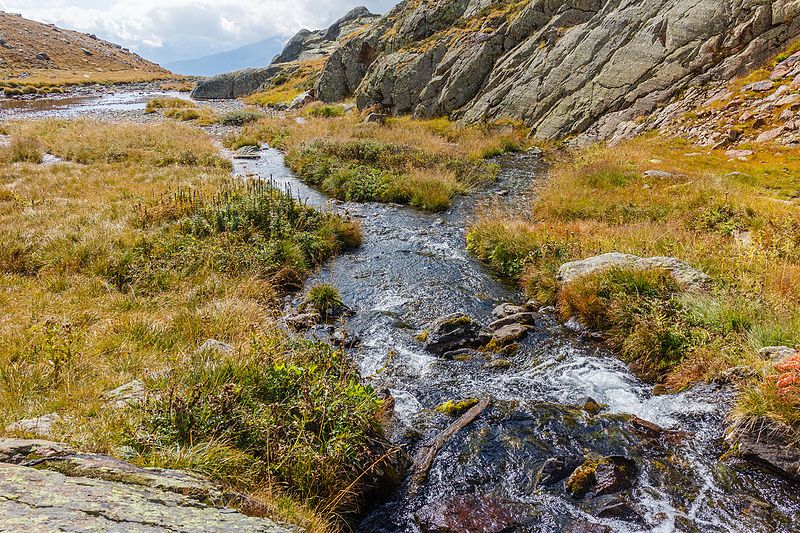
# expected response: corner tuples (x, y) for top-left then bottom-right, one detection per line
(238, 150), (800, 533)
(6, 92), (800, 532)
(0, 88), (204, 120)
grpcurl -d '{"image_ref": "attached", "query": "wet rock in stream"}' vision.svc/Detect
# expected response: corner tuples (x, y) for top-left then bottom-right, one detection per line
(423, 313), (490, 355)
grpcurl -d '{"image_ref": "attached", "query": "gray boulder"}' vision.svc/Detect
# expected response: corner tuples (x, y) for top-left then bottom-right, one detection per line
(557, 252), (711, 291)
(728, 418), (800, 480)
(758, 346), (797, 363)
(0, 438), (292, 531)
(191, 65), (281, 100)
(5, 413), (61, 437)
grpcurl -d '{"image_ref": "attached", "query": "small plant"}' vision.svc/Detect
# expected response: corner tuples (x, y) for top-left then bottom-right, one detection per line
(164, 108), (201, 121)
(435, 398), (479, 416)
(218, 110), (262, 127)
(302, 283), (344, 317)
(9, 136), (44, 163)
(145, 97), (195, 114)
(305, 104), (345, 119)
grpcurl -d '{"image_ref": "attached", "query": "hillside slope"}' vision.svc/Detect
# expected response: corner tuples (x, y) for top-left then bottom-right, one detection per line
(191, 7), (380, 100)
(0, 11), (170, 86)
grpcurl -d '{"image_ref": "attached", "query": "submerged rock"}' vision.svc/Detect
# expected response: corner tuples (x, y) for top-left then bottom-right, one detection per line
(414, 493), (527, 533)
(557, 252), (711, 291)
(490, 323), (529, 348)
(232, 145), (262, 160)
(492, 302), (527, 319)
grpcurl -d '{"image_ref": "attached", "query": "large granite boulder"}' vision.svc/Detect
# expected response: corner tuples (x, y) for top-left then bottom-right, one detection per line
(557, 252), (711, 291)
(191, 65), (281, 99)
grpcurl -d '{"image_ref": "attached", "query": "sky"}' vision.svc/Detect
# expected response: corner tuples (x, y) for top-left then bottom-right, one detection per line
(3, 1), (397, 63)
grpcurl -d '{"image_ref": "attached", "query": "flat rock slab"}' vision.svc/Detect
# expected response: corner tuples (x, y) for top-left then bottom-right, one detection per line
(0, 463), (289, 532)
(0, 439), (293, 532)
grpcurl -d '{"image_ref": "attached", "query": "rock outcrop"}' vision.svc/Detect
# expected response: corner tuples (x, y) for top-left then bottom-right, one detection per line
(0, 438), (292, 532)
(315, 0), (800, 140)
(192, 7), (380, 100)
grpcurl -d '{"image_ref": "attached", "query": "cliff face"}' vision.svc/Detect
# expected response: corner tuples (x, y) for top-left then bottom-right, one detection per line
(316, 0), (800, 140)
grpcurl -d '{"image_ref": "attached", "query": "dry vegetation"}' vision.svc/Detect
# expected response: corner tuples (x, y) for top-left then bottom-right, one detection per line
(468, 134), (800, 433)
(0, 119), (394, 530)
(245, 60), (326, 107)
(0, 12), (173, 90)
(224, 113), (529, 211)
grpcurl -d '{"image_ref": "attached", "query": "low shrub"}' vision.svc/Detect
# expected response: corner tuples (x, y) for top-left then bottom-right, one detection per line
(302, 283), (343, 317)
(8, 136), (44, 164)
(305, 104), (345, 119)
(218, 110), (263, 127)
(135, 337), (398, 515)
(145, 97), (195, 113)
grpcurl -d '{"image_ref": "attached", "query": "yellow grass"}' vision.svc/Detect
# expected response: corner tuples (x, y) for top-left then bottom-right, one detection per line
(0, 69), (178, 88)
(468, 133), (800, 431)
(0, 119), (383, 531)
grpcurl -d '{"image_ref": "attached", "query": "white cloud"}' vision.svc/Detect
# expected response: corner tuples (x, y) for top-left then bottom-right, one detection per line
(5, 0), (396, 63)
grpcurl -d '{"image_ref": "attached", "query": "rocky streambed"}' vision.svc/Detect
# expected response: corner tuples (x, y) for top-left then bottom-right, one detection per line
(2, 92), (800, 532)
(236, 148), (800, 532)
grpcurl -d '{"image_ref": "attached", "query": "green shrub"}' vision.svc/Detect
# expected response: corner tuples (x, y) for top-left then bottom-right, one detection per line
(305, 104), (345, 119)
(108, 180), (361, 294)
(134, 336), (398, 514)
(302, 283), (343, 317)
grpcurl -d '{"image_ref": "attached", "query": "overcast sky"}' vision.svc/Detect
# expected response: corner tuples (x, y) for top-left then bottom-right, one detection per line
(4, 1), (397, 63)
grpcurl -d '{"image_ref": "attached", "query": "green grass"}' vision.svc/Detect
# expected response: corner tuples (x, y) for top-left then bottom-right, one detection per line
(134, 335), (397, 516)
(0, 119), (389, 531)
(285, 140), (495, 211)
(467, 133), (800, 435)
(302, 283), (344, 318)
(304, 104), (345, 119)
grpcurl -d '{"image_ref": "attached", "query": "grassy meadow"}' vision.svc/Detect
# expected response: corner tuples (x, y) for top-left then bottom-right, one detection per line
(223, 113), (528, 211)
(0, 119), (395, 530)
(468, 134), (800, 433)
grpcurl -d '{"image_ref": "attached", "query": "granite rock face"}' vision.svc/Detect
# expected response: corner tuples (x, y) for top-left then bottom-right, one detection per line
(0, 438), (294, 532)
(315, 0), (800, 140)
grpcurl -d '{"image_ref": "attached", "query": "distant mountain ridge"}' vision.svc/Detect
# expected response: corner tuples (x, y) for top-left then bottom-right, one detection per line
(165, 37), (285, 77)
